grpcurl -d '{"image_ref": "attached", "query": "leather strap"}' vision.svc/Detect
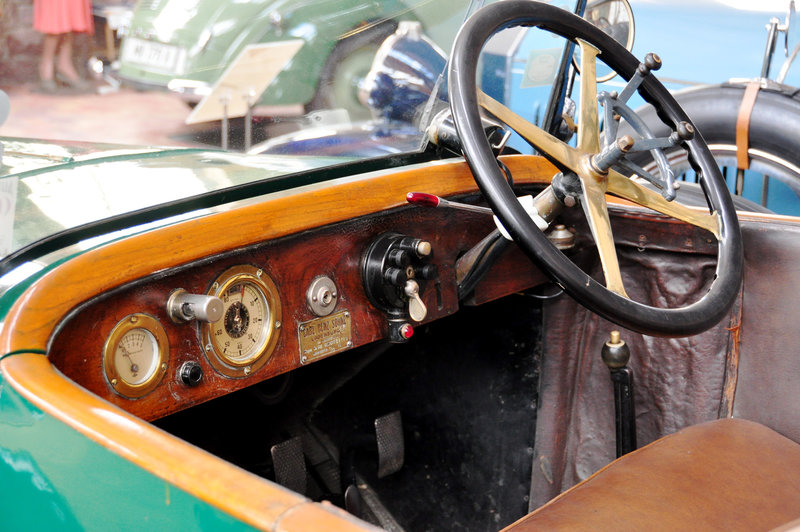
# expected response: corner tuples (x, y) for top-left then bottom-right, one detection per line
(736, 82), (761, 170)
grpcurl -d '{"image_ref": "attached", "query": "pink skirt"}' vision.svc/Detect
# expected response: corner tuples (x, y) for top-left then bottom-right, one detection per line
(34, 0), (94, 35)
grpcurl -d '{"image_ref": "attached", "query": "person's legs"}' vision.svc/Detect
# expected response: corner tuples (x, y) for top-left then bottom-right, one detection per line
(55, 32), (81, 81)
(39, 33), (59, 82)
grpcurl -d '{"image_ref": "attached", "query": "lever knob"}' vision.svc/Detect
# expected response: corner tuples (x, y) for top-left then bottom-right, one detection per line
(404, 279), (427, 322)
(168, 289), (224, 323)
(602, 330), (631, 369)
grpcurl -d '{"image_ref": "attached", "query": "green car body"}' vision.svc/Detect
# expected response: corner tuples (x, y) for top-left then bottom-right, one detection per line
(117, 0), (410, 116)
(0, 139), (360, 530)
(0, 380), (258, 530)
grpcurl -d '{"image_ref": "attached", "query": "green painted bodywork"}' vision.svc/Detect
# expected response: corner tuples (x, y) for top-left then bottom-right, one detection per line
(117, 0), (410, 106)
(0, 366), (259, 530)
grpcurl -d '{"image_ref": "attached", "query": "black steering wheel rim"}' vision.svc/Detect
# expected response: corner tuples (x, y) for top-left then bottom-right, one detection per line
(448, 0), (742, 337)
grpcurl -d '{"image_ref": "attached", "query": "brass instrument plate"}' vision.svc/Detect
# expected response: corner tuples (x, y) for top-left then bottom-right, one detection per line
(298, 311), (351, 364)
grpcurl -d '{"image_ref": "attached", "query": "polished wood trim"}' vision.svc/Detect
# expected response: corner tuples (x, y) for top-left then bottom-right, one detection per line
(0, 155), (556, 355)
(275, 502), (384, 532)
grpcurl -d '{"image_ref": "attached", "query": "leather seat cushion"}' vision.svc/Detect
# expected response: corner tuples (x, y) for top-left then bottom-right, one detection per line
(505, 418), (800, 531)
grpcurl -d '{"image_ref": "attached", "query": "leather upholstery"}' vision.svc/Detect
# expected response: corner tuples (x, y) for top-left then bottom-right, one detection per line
(505, 419), (800, 531)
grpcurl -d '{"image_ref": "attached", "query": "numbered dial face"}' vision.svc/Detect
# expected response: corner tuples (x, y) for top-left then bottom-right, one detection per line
(104, 314), (168, 398)
(115, 328), (159, 385)
(203, 265), (282, 378)
(213, 281), (269, 364)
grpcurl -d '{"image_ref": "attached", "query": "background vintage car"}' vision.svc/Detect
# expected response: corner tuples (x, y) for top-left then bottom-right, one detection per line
(116, 0), (459, 120)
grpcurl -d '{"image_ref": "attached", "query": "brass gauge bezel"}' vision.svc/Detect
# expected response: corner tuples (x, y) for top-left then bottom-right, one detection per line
(202, 265), (282, 378)
(103, 313), (169, 398)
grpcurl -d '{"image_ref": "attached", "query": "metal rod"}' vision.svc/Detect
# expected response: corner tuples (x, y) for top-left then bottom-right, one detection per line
(245, 104), (253, 152)
(735, 168), (745, 196)
(610, 367), (637, 458)
(221, 103), (229, 151)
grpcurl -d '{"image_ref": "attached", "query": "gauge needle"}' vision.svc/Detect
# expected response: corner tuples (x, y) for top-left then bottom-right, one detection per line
(119, 345), (138, 374)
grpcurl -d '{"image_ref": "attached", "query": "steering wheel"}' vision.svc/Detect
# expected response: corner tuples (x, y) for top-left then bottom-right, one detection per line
(448, 1), (743, 337)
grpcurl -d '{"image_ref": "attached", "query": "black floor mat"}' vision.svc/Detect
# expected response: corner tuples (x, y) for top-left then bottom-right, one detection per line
(309, 295), (543, 531)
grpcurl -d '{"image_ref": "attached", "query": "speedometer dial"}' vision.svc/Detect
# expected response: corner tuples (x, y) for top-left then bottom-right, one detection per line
(202, 265), (282, 378)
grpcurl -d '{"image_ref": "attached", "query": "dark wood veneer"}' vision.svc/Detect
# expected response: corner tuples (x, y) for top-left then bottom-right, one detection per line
(49, 202), (525, 420)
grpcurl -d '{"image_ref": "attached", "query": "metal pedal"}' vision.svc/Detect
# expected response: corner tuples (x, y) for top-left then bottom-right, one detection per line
(270, 436), (307, 495)
(375, 411), (404, 478)
(344, 483), (363, 517)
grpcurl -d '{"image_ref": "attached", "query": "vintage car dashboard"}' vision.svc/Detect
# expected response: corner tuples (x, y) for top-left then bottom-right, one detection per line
(48, 183), (547, 421)
(42, 154), (718, 422)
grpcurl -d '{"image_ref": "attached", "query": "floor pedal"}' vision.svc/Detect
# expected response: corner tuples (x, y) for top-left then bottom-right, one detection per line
(270, 436), (307, 495)
(375, 411), (404, 478)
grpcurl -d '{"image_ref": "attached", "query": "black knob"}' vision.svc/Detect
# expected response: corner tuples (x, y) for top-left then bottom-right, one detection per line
(638, 52), (661, 75)
(180, 361), (203, 387)
(601, 331), (630, 369)
(384, 267), (408, 286)
(388, 249), (411, 268)
(416, 264), (438, 280)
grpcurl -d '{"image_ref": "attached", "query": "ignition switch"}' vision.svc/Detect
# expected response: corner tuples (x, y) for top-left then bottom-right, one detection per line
(362, 232), (437, 342)
(306, 275), (339, 317)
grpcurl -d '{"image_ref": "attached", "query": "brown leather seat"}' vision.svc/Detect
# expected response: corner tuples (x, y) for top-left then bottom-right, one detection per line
(505, 419), (800, 531)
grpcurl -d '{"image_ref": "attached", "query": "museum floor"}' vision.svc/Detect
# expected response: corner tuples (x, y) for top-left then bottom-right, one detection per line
(0, 79), (207, 147)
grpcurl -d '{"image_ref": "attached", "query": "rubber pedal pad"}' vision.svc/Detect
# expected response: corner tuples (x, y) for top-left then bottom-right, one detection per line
(375, 411), (404, 478)
(270, 436), (307, 494)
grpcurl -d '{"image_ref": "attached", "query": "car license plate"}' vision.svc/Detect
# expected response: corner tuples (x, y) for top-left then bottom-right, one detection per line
(122, 37), (186, 73)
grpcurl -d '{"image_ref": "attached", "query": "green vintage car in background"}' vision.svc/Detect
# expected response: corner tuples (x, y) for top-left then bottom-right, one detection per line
(117, 0), (416, 119)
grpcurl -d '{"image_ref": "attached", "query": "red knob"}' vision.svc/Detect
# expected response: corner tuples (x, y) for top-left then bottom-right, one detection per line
(400, 323), (414, 339)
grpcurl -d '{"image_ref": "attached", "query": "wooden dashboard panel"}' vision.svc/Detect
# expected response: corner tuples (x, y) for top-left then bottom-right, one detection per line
(49, 198), (548, 421)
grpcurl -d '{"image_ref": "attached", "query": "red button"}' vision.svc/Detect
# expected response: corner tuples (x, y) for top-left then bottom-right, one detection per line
(400, 323), (414, 339)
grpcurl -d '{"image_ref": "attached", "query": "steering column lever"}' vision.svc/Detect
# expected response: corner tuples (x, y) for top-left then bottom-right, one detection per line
(617, 52), (661, 104)
(601, 331), (637, 458)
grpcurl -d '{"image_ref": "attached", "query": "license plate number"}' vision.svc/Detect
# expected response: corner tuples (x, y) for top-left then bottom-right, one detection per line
(122, 38), (185, 73)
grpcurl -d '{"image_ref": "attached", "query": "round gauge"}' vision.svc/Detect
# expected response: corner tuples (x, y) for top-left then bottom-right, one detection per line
(103, 314), (169, 398)
(202, 265), (282, 378)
